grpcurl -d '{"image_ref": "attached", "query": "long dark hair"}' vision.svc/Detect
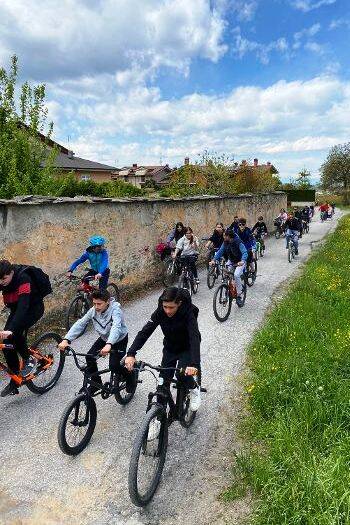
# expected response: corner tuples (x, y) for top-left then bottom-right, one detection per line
(185, 226), (194, 245)
(174, 222), (185, 242)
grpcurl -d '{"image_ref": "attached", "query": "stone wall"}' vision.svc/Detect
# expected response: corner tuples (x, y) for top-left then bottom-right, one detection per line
(0, 192), (286, 320)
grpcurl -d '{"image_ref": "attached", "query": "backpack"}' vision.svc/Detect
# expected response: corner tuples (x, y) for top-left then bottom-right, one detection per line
(19, 266), (53, 299)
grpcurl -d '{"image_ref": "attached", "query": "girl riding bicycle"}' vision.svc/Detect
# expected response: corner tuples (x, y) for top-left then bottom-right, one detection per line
(173, 227), (200, 283)
(125, 287), (202, 411)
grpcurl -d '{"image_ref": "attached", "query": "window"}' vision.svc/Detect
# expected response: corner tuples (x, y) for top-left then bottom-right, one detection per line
(81, 174), (91, 181)
(140, 175), (145, 183)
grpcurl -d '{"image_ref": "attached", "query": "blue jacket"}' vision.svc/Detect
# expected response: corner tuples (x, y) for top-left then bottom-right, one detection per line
(214, 235), (248, 264)
(237, 227), (256, 250)
(69, 248), (109, 274)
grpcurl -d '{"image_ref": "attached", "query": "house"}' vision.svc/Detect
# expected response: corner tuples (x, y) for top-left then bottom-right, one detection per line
(112, 164), (172, 188)
(38, 132), (117, 182)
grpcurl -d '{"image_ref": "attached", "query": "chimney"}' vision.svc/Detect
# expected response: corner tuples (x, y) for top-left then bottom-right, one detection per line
(253, 158), (258, 167)
(234, 162), (238, 167)
(184, 157), (190, 166)
(132, 163), (137, 169)
(266, 161), (271, 167)
(68, 150), (74, 159)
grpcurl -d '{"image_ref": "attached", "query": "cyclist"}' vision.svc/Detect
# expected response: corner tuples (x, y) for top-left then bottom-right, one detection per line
(58, 289), (134, 393)
(166, 222), (186, 248)
(252, 216), (268, 253)
(205, 223), (224, 264)
(237, 218), (257, 273)
(285, 212), (301, 255)
(173, 226), (200, 283)
(125, 286), (202, 411)
(229, 215), (240, 233)
(319, 202), (329, 221)
(67, 236), (110, 290)
(210, 228), (248, 307)
(0, 260), (45, 396)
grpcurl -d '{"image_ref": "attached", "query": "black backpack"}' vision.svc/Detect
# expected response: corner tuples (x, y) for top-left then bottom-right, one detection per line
(19, 266), (53, 299)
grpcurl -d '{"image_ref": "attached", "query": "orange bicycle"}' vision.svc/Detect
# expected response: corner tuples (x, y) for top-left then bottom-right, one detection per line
(0, 332), (64, 395)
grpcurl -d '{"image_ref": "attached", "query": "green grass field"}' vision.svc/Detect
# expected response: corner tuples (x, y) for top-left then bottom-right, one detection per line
(224, 214), (350, 525)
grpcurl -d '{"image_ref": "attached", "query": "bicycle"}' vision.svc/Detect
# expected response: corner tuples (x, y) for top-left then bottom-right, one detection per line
(206, 256), (225, 289)
(178, 255), (199, 296)
(66, 273), (120, 330)
(57, 346), (138, 455)
(253, 233), (266, 259)
(162, 254), (182, 287)
(0, 332), (64, 395)
(213, 265), (247, 322)
(246, 251), (257, 287)
(286, 232), (298, 263)
(302, 219), (309, 234)
(128, 361), (207, 507)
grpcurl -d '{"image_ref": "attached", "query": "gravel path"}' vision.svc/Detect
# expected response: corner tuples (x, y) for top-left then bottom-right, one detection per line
(0, 211), (341, 525)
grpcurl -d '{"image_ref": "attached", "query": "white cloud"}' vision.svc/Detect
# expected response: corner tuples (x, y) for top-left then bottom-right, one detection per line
(47, 74), (350, 180)
(0, 0), (227, 81)
(291, 0), (336, 12)
(231, 0), (258, 21)
(329, 18), (350, 30)
(232, 27), (289, 64)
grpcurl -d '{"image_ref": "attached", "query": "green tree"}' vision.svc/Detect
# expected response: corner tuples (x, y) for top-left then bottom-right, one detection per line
(295, 168), (312, 189)
(320, 143), (350, 204)
(0, 55), (57, 198)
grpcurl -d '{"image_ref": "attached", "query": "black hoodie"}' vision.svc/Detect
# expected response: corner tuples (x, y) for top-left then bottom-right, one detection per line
(127, 291), (201, 366)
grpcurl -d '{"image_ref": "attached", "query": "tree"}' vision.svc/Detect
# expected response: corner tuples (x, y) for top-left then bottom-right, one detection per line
(295, 168), (312, 189)
(0, 55), (57, 198)
(320, 143), (350, 204)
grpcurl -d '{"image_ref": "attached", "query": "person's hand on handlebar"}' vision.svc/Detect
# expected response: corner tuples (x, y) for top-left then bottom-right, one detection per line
(185, 366), (198, 376)
(209, 260), (215, 266)
(94, 273), (102, 281)
(100, 344), (111, 357)
(125, 355), (136, 371)
(66, 271), (73, 279)
(237, 261), (244, 266)
(58, 339), (70, 351)
(0, 330), (12, 339)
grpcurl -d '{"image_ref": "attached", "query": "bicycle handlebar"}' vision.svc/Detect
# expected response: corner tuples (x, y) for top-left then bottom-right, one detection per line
(63, 346), (101, 371)
(136, 360), (198, 375)
(0, 343), (14, 350)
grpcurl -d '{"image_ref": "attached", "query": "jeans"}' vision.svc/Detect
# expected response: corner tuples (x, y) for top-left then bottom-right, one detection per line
(286, 229), (299, 250)
(226, 262), (245, 295)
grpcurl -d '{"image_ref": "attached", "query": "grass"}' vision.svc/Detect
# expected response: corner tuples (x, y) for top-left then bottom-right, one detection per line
(223, 214), (350, 525)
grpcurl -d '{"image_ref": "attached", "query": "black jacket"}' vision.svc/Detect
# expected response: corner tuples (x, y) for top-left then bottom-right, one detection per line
(285, 218), (301, 231)
(252, 221), (268, 235)
(0, 265), (43, 333)
(209, 230), (224, 249)
(127, 292), (201, 366)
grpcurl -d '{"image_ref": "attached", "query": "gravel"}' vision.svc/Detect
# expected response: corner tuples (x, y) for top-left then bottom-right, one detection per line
(0, 211), (340, 525)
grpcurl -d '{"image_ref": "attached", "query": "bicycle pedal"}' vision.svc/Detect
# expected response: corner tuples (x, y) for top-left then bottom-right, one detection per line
(200, 387), (207, 393)
(137, 379), (143, 384)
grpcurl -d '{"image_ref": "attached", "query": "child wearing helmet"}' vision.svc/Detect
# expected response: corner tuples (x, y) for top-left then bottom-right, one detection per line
(67, 236), (110, 289)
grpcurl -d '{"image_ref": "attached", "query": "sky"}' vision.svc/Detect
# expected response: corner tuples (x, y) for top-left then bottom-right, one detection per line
(0, 0), (349, 182)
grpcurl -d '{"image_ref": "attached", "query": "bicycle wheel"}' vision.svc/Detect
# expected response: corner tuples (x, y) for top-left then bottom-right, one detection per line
(114, 370), (137, 405)
(206, 266), (217, 289)
(260, 241), (265, 257)
(306, 223), (309, 234)
(288, 243), (293, 263)
(128, 404), (168, 507)
(66, 296), (89, 331)
(275, 230), (281, 239)
(163, 259), (176, 287)
(213, 284), (232, 322)
(191, 276), (198, 295)
(246, 260), (257, 287)
(238, 275), (247, 308)
(255, 243), (260, 260)
(26, 332), (65, 394)
(106, 282), (121, 302)
(179, 275), (192, 296)
(178, 385), (197, 428)
(58, 393), (97, 456)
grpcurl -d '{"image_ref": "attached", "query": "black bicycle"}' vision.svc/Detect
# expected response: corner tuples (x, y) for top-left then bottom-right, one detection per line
(302, 219), (309, 234)
(178, 255), (198, 296)
(57, 347), (138, 455)
(206, 255), (225, 289)
(128, 361), (206, 507)
(162, 255), (182, 287)
(246, 251), (257, 287)
(274, 218), (285, 239)
(66, 272), (120, 330)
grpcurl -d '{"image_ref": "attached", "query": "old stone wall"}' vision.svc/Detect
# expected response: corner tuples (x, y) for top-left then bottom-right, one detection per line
(0, 192), (286, 322)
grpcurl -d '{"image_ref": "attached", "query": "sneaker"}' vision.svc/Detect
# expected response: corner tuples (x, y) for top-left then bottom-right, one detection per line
(20, 356), (37, 377)
(147, 418), (161, 441)
(195, 278), (200, 284)
(1, 381), (19, 397)
(125, 371), (136, 394)
(236, 295), (244, 307)
(295, 250), (299, 255)
(189, 386), (201, 411)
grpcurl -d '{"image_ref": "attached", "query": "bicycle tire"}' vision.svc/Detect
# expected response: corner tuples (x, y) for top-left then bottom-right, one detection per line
(66, 296), (89, 331)
(275, 230), (281, 239)
(206, 267), (217, 289)
(178, 385), (197, 428)
(213, 284), (232, 322)
(238, 276), (247, 308)
(191, 277), (198, 295)
(114, 371), (137, 405)
(128, 404), (168, 507)
(163, 259), (176, 287)
(58, 393), (97, 456)
(246, 260), (257, 287)
(288, 243), (293, 263)
(26, 332), (65, 394)
(179, 275), (192, 296)
(106, 282), (121, 302)
(255, 243), (260, 260)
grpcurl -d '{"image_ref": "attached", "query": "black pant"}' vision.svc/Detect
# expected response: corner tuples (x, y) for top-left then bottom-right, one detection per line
(159, 349), (201, 390)
(85, 268), (110, 290)
(181, 256), (198, 279)
(85, 335), (128, 386)
(3, 303), (44, 374)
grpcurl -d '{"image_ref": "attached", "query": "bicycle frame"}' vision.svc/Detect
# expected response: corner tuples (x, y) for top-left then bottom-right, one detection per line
(0, 343), (54, 387)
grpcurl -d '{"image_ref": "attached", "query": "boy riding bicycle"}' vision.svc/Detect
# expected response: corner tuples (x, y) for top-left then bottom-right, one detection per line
(59, 289), (135, 393)
(125, 287), (201, 411)
(67, 236), (110, 290)
(0, 260), (45, 397)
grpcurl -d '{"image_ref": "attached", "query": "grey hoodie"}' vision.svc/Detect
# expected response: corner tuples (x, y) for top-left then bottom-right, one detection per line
(64, 298), (128, 345)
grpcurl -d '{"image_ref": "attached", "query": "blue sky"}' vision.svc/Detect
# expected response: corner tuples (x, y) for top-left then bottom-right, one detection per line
(0, 0), (349, 181)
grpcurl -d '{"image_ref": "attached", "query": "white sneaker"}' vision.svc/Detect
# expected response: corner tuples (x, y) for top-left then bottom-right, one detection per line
(147, 418), (161, 441)
(189, 386), (201, 412)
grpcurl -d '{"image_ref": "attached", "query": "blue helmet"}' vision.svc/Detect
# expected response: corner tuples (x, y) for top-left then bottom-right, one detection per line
(89, 235), (106, 247)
